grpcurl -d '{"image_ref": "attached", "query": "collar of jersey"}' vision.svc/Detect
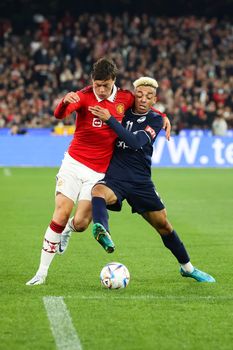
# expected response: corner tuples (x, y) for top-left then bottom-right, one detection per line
(131, 108), (150, 116)
(93, 84), (117, 102)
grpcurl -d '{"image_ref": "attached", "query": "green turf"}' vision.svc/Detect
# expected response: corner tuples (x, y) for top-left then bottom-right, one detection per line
(1, 167), (233, 350)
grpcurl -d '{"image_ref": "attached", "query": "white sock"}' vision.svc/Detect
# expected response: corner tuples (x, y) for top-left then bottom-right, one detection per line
(61, 217), (75, 236)
(68, 216), (76, 232)
(36, 226), (61, 276)
(181, 262), (194, 273)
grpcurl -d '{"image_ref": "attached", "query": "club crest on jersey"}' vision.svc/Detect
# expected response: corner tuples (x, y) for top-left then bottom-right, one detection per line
(137, 116), (146, 123)
(116, 103), (125, 114)
(92, 118), (103, 127)
(145, 125), (156, 138)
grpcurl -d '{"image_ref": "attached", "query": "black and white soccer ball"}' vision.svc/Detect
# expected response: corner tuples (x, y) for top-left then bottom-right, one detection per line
(100, 262), (130, 289)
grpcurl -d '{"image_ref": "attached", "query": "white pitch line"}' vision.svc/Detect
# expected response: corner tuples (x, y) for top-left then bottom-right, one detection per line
(43, 296), (82, 350)
(67, 295), (233, 301)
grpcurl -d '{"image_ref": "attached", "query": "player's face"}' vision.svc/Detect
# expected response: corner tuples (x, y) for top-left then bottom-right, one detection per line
(134, 86), (157, 114)
(92, 79), (115, 100)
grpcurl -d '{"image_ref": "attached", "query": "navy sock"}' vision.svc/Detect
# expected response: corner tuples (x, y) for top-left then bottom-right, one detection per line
(161, 230), (190, 264)
(92, 197), (109, 232)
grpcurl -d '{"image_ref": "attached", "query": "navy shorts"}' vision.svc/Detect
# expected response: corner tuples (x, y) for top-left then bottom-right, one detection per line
(97, 176), (165, 214)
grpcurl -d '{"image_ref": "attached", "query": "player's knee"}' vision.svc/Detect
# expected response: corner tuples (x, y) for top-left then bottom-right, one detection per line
(155, 214), (172, 234)
(158, 221), (173, 235)
(73, 217), (90, 232)
(54, 194), (73, 223)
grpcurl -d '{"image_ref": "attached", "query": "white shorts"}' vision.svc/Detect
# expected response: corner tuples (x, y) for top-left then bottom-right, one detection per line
(55, 152), (105, 203)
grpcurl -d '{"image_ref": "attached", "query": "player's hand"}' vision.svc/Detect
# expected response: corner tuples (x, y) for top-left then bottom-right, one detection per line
(163, 116), (171, 141)
(88, 106), (111, 121)
(63, 92), (80, 105)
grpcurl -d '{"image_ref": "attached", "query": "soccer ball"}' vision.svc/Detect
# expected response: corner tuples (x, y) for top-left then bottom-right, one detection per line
(100, 262), (130, 289)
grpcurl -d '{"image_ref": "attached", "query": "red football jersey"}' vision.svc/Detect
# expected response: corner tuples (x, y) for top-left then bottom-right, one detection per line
(54, 86), (134, 172)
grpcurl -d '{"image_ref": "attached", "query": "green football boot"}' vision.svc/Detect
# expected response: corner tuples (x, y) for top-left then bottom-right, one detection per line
(180, 267), (216, 282)
(93, 223), (115, 253)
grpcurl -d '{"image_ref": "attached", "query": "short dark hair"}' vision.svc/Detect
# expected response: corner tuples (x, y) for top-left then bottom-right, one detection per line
(91, 58), (117, 81)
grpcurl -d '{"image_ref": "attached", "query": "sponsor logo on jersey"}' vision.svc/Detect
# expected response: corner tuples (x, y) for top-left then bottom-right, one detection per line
(116, 103), (125, 114)
(92, 118), (103, 127)
(145, 125), (156, 138)
(116, 140), (129, 149)
(137, 116), (146, 123)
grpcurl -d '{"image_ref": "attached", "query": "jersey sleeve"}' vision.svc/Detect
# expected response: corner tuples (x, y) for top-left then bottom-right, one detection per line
(106, 116), (150, 150)
(54, 91), (84, 119)
(144, 114), (163, 144)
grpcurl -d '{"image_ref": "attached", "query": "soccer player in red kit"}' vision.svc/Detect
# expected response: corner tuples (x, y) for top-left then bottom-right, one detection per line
(26, 58), (170, 285)
(54, 80), (134, 173)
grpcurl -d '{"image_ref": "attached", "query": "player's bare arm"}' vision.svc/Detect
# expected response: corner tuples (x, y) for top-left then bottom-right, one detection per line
(88, 106), (111, 121)
(63, 92), (80, 105)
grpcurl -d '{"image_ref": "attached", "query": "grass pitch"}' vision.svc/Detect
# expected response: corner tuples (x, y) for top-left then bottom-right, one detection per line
(1, 167), (233, 350)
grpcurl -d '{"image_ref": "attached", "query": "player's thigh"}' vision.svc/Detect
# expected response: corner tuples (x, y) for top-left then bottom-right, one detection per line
(142, 209), (173, 232)
(78, 168), (105, 202)
(53, 193), (74, 225)
(127, 182), (164, 214)
(56, 153), (83, 203)
(92, 184), (118, 205)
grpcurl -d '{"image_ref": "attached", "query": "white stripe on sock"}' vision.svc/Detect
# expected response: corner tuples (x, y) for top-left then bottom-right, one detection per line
(181, 262), (194, 273)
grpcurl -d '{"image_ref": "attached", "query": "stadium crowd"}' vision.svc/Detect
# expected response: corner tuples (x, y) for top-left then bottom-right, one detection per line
(0, 13), (232, 133)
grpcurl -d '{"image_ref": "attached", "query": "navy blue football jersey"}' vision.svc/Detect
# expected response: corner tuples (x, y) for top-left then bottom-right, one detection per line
(105, 108), (163, 181)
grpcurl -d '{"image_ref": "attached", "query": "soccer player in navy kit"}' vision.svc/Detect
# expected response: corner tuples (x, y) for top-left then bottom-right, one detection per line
(90, 77), (215, 283)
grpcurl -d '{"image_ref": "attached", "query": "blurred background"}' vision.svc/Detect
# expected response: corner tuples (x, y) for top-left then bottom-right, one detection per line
(0, 0), (233, 166)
